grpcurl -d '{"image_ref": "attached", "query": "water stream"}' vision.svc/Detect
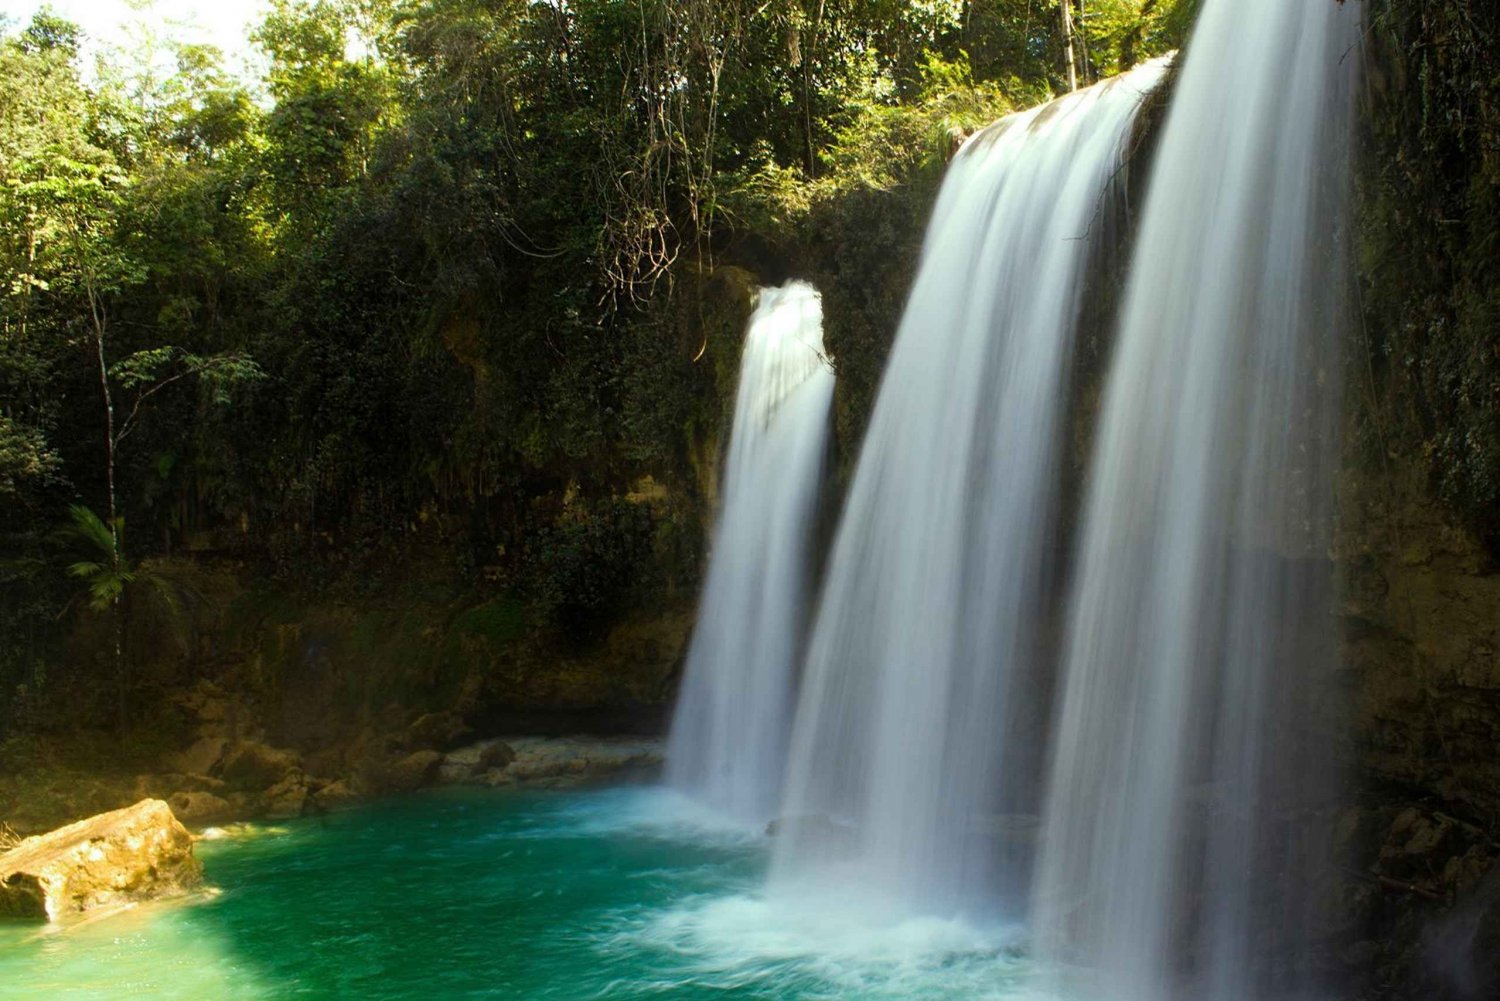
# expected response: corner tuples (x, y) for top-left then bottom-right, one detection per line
(1031, 1), (1360, 997)
(770, 58), (1169, 923)
(666, 282), (834, 823)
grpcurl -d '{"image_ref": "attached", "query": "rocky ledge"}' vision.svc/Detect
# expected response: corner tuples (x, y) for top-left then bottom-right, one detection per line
(436, 736), (664, 789)
(0, 799), (201, 922)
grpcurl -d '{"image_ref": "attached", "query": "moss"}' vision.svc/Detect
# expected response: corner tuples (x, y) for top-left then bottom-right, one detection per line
(451, 597), (526, 645)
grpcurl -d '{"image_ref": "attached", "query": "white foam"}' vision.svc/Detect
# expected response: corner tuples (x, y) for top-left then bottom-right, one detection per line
(609, 891), (1032, 1000)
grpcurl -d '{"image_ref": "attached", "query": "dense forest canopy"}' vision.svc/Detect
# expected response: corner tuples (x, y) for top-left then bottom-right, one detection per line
(0, 0), (1193, 741)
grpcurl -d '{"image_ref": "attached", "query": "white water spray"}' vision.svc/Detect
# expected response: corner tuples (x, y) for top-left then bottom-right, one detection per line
(770, 60), (1168, 920)
(1032, 1), (1360, 998)
(667, 281), (834, 823)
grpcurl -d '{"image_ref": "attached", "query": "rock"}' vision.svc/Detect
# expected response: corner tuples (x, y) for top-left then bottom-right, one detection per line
(498, 736), (663, 788)
(400, 711), (471, 753)
(309, 780), (360, 813)
(437, 739), (516, 783)
(478, 741), (517, 771)
(167, 791), (233, 825)
(386, 751), (442, 793)
(218, 741), (301, 790)
(169, 737), (228, 777)
(260, 773), (310, 819)
(0, 799), (201, 922)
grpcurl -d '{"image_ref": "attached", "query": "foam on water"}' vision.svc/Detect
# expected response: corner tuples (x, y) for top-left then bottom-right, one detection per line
(614, 890), (1029, 1000)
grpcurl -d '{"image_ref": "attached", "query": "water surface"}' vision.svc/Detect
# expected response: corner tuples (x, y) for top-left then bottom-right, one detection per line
(0, 788), (1028, 1000)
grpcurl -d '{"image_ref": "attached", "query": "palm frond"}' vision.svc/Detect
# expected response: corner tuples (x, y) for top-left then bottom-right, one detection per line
(55, 504), (119, 561)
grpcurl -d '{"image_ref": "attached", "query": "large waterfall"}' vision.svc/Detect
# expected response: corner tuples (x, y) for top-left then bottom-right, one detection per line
(769, 60), (1167, 920)
(666, 282), (834, 823)
(1032, 1), (1360, 998)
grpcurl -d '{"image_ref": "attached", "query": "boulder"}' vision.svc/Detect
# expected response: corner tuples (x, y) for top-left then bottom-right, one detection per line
(168, 737), (227, 777)
(437, 739), (516, 783)
(400, 711), (471, 753)
(309, 780), (360, 813)
(218, 741), (301, 790)
(385, 751), (442, 794)
(260, 772), (310, 819)
(498, 736), (663, 788)
(167, 791), (233, 825)
(0, 799), (201, 922)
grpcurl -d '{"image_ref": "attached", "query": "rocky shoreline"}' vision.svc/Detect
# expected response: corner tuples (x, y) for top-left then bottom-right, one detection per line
(0, 680), (666, 838)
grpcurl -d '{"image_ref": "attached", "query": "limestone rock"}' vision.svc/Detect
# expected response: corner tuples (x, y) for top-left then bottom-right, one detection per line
(386, 751), (442, 793)
(167, 791), (233, 825)
(169, 737), (228, 777)
(482, 736), (663, 789)
(0, 799), (201, 922)
(260, 772), (310, 819)
(400, 711), (471, 753)
(309, 780), (360, 813)
(218, 741), (301, 790)
(437, 739), (516, 782)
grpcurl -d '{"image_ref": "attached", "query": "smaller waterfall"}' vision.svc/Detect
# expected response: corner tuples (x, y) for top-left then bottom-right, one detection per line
(666, 282), (835, 823)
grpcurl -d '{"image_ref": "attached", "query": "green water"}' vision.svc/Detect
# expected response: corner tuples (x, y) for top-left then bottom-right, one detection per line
(0, 788), (1030, 1000)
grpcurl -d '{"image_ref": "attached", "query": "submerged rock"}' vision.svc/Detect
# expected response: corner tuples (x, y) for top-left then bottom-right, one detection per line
(0, 799), (201, 922)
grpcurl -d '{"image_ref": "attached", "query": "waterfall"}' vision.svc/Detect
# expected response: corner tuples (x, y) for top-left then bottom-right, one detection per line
(1032, 1), (1360, 998)
(770, 60), (1168, 920)
(666, 281), (834, 823)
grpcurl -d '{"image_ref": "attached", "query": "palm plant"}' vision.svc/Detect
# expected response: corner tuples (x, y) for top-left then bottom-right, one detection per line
(56, 504), (197, 735)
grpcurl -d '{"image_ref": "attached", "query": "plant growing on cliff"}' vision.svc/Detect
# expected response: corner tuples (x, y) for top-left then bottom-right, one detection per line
(56, 505), (201, 735)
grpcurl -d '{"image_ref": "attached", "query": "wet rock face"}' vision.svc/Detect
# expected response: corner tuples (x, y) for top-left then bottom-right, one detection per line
(1340, 479), (1500, 819)
(1338, 800), (1500, 1000)
(0, 799), (201, 922)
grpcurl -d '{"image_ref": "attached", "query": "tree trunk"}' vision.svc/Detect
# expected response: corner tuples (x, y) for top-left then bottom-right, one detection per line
(1061, 1), (1079, 92)
(87, 281), (119, 562)
(87, 278), (126, 737)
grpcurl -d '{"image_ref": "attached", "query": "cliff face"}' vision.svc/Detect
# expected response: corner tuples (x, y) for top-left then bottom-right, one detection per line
(1341, 0), (1500, 826)
(1341, 464), (1500, 822)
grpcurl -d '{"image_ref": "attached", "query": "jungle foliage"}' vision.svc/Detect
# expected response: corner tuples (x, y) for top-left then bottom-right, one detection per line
(0, 0), (1191, 737)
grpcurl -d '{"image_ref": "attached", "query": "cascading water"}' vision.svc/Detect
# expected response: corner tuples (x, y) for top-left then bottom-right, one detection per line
(1032, 1), (1360, 998)
(666, 282), (834, 823)
(770, 60), (1168, 921)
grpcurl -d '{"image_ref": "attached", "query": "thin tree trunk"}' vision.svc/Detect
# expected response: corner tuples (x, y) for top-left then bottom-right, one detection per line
(87, 277), (126, 736)
(1076, 0), (1093, 85)
(802, 0), (826, 177)
(87, 280), (119, 560)
(1061, 0), (1079, 91)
